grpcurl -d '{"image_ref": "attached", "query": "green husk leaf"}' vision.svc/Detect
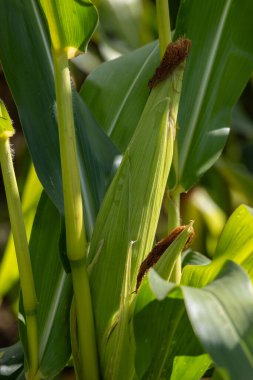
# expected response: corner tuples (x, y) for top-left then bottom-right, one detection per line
(154, 222), (194, 282)
(88, 61), (186, 374)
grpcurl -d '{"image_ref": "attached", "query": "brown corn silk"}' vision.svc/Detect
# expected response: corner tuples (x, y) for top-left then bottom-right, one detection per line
(136, 225), (195, 290)
(148, 37), (192, 89)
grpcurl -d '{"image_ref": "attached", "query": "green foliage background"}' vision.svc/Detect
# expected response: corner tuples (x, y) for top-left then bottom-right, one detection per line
(1, 1), (253, 379)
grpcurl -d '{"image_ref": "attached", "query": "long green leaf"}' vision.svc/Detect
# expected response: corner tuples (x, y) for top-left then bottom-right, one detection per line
(175, 0), (253, 190)
(183, 261), (253, 380)
(0, 0), (119, 238)
(80, 0), (253, 191)
(133, 274), (207, 379)
(134, 261), (253, 380)
(19, 192), (72, 378)
(80, 42), (159, 151)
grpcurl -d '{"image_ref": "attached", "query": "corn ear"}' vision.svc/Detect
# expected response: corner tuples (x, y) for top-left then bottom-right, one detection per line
(88, 63), (186, 367)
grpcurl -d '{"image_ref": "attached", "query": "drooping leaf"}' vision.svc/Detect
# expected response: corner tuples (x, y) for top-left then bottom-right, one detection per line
(133, 271), (208, 379)
(182, 250), (211, 268)
(0, 0), (119, 238)
(134, 261), (253, 380)
(182, 204), (253, 286)
(183, 261), (253, 380)
(19, 192), (72, 378)
(39, 0), (98, 58)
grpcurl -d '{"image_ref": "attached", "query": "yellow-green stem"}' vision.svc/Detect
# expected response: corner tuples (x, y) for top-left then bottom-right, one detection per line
(53, 50), (99, 380)
(168, 191), (181, 283)
(0, 138), (38, 379)
(156, 0), (172, 58)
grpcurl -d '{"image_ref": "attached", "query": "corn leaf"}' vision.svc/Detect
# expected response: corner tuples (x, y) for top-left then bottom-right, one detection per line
(170, 355), (211, 380)
(182, 204), (253, 286)
(133, 271), (208, 379)
(0, 0), (119, 238)
(80, 41), (159, 151)
(183, 261), (253, 380)
(134, 261), (253, 380)
(40, 0), (98, 58)
(175, 0), (253, 190)
(19, 192), (72, 378)
(80, 0), (253, 191)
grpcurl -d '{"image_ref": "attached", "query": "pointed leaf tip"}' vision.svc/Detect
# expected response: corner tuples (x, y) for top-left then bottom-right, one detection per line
(0, 99), (14, 139)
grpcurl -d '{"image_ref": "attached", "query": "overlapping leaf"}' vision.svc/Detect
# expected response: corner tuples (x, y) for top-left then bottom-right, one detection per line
(133, 261), (253, 380)
(133, 274), (207, 379)
(0, 0), (119, 238)
(19, 192), (72, 378)
(80, 0), (253, 191)
(182, 204), (253, 286)
(183, 262), (253, 380)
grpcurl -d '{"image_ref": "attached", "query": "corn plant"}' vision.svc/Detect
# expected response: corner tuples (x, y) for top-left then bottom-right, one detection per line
(1, 1), (253, 380)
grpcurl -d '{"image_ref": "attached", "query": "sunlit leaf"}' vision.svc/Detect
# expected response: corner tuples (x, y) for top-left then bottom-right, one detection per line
(182, 204), (253, 286)
(40, 0), (98, 58)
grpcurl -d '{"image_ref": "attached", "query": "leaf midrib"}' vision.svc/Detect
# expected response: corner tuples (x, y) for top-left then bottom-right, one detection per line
(204, 286), (253, 368)
(108, 45), (159, 136)
(179, 0), (232, 180)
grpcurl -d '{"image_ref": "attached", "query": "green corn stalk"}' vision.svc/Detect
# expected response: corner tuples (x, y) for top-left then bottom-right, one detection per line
(0, 100), (39, 379)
